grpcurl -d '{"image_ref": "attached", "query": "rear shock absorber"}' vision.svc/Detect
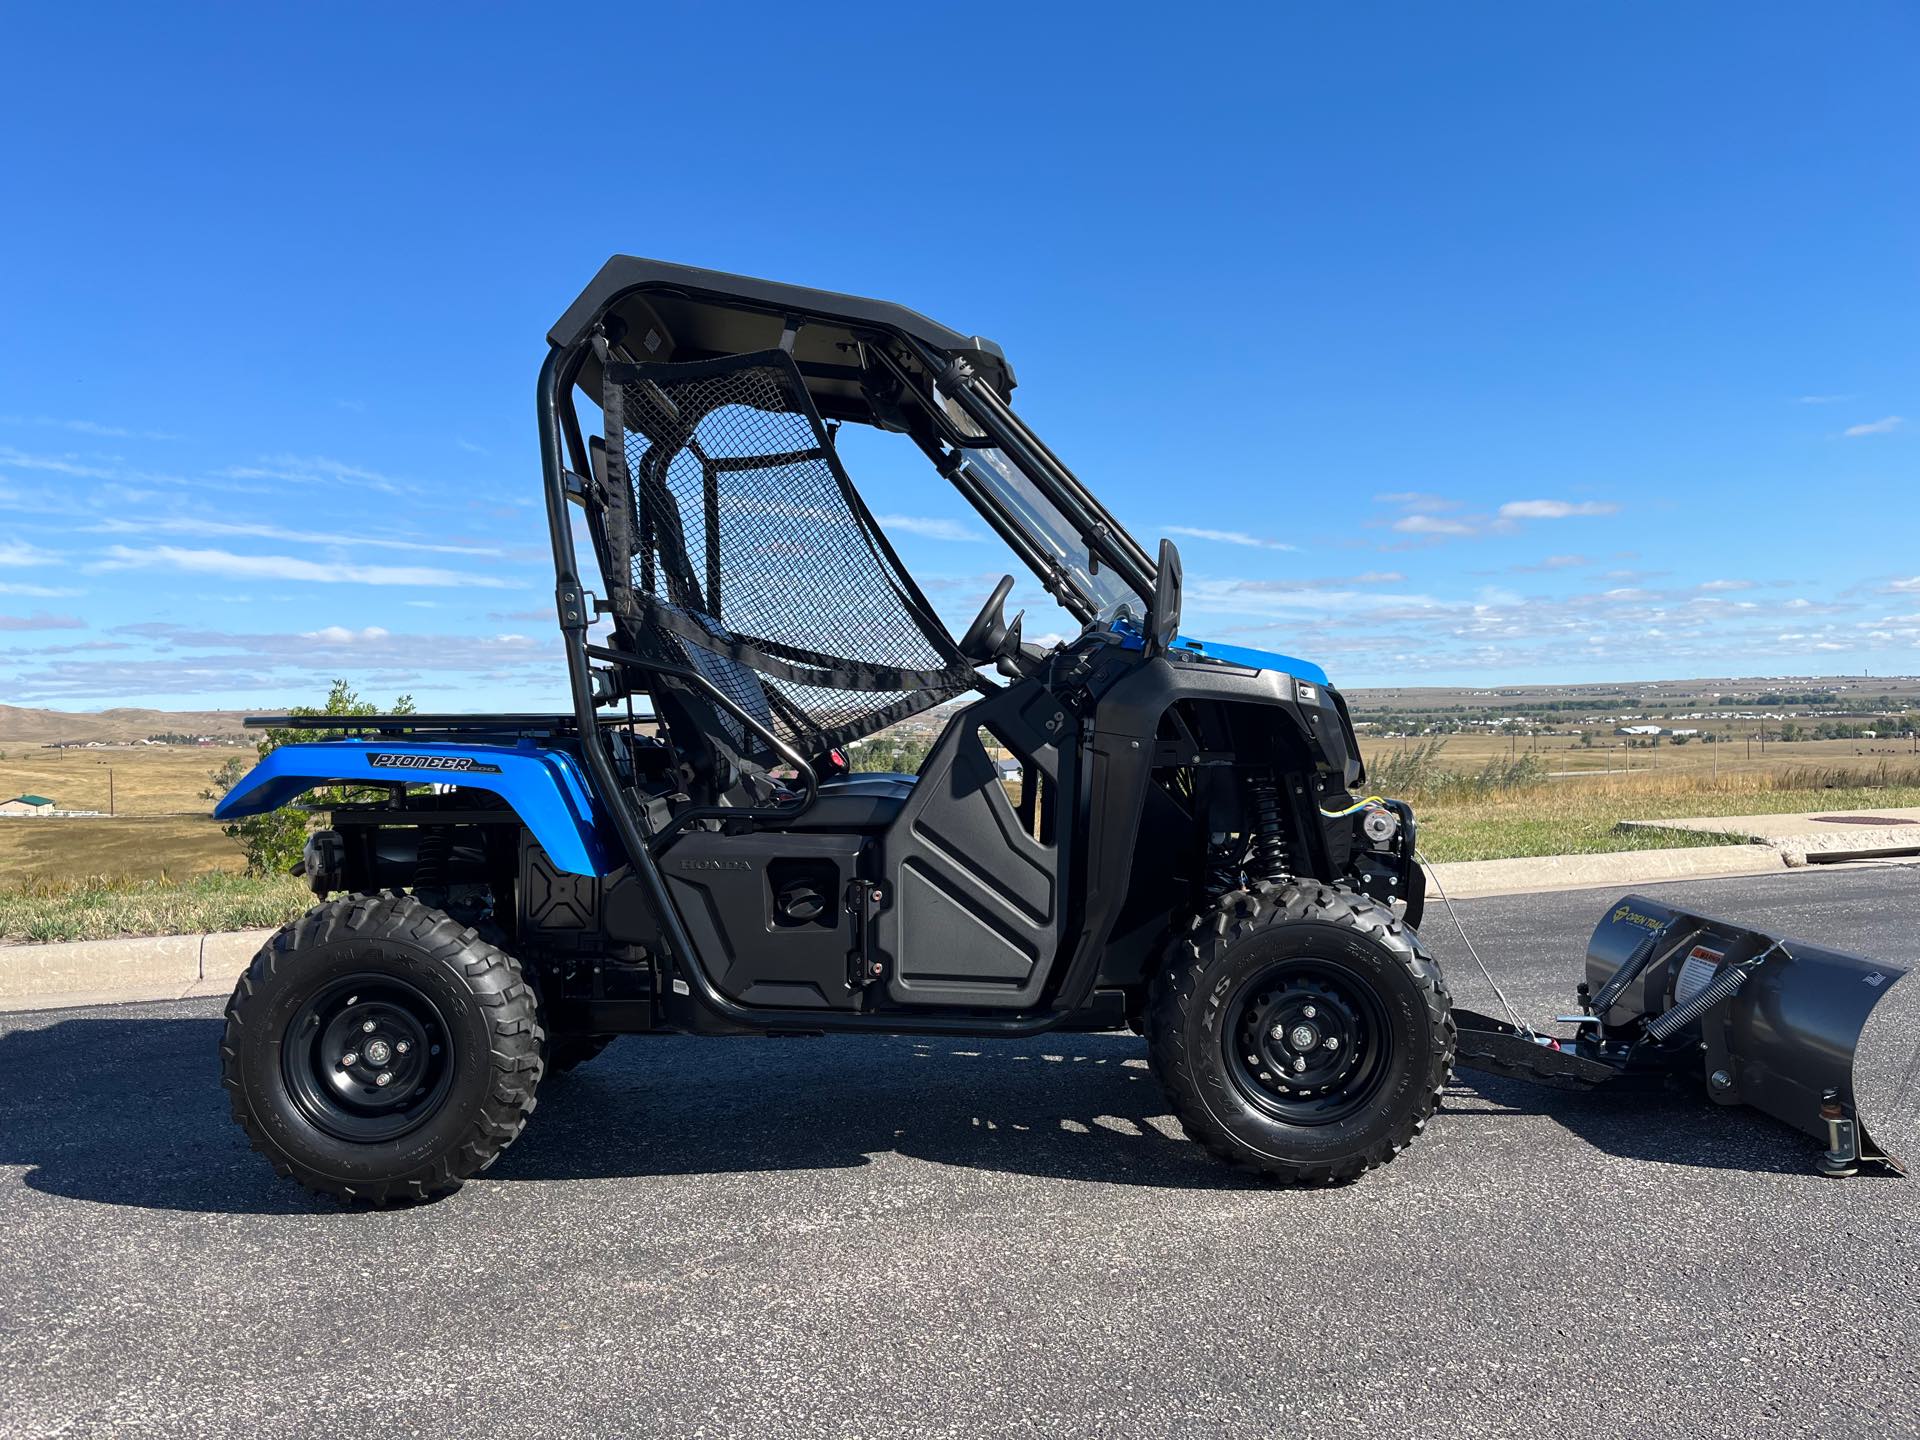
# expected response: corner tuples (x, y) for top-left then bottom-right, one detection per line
(1247, 771), (1292, 883)
(414, 826), (452, 902)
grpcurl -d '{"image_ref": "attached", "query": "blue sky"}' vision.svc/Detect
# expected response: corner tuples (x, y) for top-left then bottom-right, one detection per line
(3, 4), (1916, 712)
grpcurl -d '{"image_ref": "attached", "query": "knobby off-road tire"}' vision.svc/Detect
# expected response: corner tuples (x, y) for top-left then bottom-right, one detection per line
(1147, 880), (1455, 1185)
(221, 892), (544, 1205)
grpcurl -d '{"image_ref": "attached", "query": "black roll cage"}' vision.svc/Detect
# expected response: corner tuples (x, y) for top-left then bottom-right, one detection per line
(537, 274), (1161, 1037)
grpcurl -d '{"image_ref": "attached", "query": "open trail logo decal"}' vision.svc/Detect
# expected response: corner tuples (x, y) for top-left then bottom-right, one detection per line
(1611, 904), (1666, 932)
(366, 753), (503, 774)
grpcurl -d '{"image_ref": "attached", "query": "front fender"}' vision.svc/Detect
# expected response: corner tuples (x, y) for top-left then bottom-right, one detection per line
(211, 740), (613, 877)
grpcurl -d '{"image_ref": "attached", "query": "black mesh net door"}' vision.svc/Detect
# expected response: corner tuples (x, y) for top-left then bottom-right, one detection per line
(601, 350), (977, 762)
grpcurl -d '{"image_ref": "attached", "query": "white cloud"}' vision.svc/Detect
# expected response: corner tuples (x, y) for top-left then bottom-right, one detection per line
(224, 453), (413, 494)
(91, 516), (503, 557)
(1498, 499), (1619, 520)
(1842, 416), (1904, 438)
(0, 581), (82, 597)
(1163, 524), (1297, 551)
(1393, 514), (1477, 536)
(1796, 394), (1852, 405)
(91, 545), (520, 588)
(0, 610), (84, 632)
(1888, 577), (1920, 593)
(0, 540), (57, 567)
(0, 414), (183, 441)
(1374, 492), (1459, 513)
(874, 514), (981, 542)
(301, 625), (391, 643)
(1698, 578), (1754, 592)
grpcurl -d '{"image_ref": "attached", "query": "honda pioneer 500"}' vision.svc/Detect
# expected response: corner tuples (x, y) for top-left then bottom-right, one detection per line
(220, 257), (1914, 1204)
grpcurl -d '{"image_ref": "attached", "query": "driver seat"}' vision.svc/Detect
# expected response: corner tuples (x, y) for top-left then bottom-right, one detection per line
(636, 607), (924, 833)
(770, 772), (918, 832)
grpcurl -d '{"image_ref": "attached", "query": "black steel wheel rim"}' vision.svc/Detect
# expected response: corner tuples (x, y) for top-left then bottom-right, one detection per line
(282, 972), (455, 1143)
(1223, 957), (1392, 1125)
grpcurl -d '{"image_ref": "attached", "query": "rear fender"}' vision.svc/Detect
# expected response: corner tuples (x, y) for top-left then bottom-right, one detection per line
(211, 740), (614, 877)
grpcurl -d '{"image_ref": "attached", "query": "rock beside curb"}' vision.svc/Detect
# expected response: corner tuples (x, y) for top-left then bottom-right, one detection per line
(0, 928), (274, 1012)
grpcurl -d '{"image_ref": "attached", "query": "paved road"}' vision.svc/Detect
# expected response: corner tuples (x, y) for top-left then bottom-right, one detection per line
(3, 866), (1918, 1438)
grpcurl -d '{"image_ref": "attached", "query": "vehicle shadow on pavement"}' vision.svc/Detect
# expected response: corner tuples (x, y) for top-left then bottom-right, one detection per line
(1445, 1070), (1855, 1178)
(494, 1033), (1265, 1191)
(1, 1014), (1851, 1213)
(0, 1014), (335, 1215)
(0, 1016), (1259, 1211)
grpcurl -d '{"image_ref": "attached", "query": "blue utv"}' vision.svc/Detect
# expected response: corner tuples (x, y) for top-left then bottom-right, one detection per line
(215, 258), (1451, 1202)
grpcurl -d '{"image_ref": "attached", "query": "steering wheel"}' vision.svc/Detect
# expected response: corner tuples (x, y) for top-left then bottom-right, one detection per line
(958, 574), (1016, 662)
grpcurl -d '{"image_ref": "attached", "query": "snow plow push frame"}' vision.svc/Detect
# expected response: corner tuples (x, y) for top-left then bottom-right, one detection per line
(1454, 892), (1919, 1177)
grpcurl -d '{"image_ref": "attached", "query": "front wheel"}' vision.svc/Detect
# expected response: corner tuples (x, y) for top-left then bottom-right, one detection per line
(221, 892), (544, 1204)
(1147, 880), (1454, 1185)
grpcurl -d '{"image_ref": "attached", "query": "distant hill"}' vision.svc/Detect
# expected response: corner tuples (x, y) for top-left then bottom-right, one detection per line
(0, 705), (254, 745)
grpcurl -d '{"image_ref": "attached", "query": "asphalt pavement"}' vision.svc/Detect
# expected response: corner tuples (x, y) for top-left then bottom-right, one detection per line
(3, 864), (1918, 1439)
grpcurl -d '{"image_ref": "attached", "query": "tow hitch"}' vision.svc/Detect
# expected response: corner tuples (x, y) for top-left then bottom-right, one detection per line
(1453, 893), (1920, 1176)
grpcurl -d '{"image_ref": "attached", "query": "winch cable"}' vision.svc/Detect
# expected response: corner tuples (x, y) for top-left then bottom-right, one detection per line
(1323, 798), (1536, 1039)
(1415, 849), (1538, 1041)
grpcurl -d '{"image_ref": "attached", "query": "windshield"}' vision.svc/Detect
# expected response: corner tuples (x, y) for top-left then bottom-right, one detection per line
(930, 382), (1147, 624)
(954, 446), (1143, 622)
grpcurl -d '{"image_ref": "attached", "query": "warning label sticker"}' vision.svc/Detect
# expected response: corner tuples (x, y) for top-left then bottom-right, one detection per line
(1673, 944), (1725, 1007)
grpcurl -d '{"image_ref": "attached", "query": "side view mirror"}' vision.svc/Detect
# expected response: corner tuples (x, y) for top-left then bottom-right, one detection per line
(1145, 537), (1182, 657)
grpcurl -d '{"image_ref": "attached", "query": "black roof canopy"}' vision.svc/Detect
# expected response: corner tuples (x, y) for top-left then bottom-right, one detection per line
(550, 256), (1016, 422)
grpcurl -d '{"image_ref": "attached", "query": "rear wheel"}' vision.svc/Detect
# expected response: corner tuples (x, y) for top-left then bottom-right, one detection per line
(1147, 880), (1453, 1184)
(221, 892), (544, 1204)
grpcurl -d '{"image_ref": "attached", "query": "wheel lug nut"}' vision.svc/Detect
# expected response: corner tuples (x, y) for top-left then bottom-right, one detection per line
(362, 1021), (377, 1033)
(395, 1041), (410, 1055)
(1292, 1056), (1307, 1073)
(1269, 1024), (1286, 1041)
(375, 1071), (393, 1087)
(1325, 1037), (1340, 1051)
(1303, 1005), (1317, 1019)
(340, 1052), (358, 1067)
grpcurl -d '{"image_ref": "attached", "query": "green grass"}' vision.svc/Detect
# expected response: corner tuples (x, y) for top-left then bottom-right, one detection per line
(0, 872), (311, 944)
(1414, 784), (1920, 863)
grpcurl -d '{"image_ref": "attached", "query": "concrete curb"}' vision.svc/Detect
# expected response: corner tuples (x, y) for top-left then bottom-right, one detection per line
(1619, 808), (1920, 867)
(0, 928), (273, 1013)
(1421, 843), (1787, 900)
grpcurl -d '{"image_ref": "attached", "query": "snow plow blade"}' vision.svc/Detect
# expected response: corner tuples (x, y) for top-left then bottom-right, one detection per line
(1456, 893), (1920, 1175)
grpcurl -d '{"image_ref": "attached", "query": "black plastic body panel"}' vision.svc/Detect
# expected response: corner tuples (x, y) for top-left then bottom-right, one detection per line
(1087, 651), (1350, 878)
(664, 829), (869, 1010)
(877, 682), (1072, 1009)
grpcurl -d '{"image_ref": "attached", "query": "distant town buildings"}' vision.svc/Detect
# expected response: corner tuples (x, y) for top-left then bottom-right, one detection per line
(0, 794), (56, 816)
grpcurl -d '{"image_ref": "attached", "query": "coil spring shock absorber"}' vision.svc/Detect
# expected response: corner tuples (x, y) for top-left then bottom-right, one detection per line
(414, 826), (451, 902)
(1205, 837), (1246, 900)
(1247, 771), (1292, 883)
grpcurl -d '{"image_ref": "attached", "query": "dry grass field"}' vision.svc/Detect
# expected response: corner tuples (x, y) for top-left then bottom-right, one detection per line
(0, 745), (238, 818)
(0, 816), (245, 886)
(1359, 730), (1920, 783)
(4, 723), (1920, 940)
